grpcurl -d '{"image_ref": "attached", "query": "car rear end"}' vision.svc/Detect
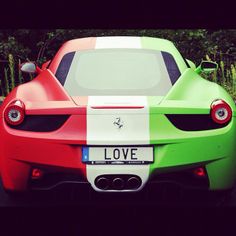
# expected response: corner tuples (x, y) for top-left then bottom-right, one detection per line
(1, 93), (236, 193)
(1, 36), (236, 194)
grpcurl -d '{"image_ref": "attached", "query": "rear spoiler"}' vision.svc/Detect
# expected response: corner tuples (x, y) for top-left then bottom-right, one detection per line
(24, 101), (86, 115)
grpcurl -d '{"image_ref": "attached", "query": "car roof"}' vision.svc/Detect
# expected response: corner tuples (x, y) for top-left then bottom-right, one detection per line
(49, 36), (188, 74)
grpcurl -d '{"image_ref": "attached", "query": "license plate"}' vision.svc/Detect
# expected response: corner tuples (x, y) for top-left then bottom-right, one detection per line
(82, 146), (154, 164)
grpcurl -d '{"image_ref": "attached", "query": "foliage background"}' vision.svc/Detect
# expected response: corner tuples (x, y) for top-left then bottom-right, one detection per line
(0, 29), (235, 98)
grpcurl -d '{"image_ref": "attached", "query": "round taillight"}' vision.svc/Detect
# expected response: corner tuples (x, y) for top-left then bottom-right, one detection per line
(210, 99), (232, 124)
(4, 100), (25, 126)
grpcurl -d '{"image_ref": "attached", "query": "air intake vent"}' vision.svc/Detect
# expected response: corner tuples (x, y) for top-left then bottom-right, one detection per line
(166, 114), (230, 131)
(9, 115), (70, 132)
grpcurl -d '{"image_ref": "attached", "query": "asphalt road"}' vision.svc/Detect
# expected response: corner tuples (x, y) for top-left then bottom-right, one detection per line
(1, 180), (236, 207)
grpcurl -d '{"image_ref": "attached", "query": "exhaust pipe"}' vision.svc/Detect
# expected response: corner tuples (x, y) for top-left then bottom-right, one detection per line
(95, 175), (142, 190)
(112, 177), (125, 190)
(127, 176), (141, 189)
(95, 177), (110, 190)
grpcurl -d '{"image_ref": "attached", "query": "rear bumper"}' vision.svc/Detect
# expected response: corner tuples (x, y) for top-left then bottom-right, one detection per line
(28, 165), (209, 191)
(0, 118), (236, 192)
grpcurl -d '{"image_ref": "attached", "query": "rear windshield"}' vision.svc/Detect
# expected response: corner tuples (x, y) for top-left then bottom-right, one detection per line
(55, 49), (181, 96)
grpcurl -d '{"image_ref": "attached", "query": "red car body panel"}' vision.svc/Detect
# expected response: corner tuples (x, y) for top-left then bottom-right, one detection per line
(0, 69), (88, 191)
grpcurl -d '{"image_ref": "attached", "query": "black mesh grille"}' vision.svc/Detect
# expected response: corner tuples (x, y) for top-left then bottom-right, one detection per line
(166, 114), (230, 131)
(9, 115), (70, 132)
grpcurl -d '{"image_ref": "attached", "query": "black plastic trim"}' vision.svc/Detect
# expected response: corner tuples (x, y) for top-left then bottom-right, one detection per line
(150, 167), (209, 189)
(166, 114), (230, 131)
(30, 171), (87, 190)
(9, 115), (70, 132)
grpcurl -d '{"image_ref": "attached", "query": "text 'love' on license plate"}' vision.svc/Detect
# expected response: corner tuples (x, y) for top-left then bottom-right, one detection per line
(82, 146), (154, 164)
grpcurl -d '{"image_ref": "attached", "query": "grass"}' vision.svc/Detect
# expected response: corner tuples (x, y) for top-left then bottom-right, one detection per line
(8, 54), (15, 90)
(3, 67), (9, 96)
(0, 80), (3, 97)
(210, 60), (236, 100)
(0, 54), (24, 97)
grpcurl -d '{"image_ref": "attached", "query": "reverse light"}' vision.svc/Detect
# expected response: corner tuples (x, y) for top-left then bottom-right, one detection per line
(193, 167), (206, 177)
(210, 99), (232, 124)
(31, 168), (44, 179)
(4, 100), (25, 126)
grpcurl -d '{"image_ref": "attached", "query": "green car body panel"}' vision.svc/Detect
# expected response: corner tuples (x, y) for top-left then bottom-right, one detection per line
(139, 37), (236, 190)
(147, 69), (236, 190)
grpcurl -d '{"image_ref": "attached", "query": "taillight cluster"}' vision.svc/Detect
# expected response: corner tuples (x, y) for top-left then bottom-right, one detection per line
(4, 100), (25, 126)
(210, 99), (232, 124)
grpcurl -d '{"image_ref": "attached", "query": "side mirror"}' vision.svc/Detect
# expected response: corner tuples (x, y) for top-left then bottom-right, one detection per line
(201, 61), (218, 72)
(195, 61), (218, 74)
(19, 62), (37, 74)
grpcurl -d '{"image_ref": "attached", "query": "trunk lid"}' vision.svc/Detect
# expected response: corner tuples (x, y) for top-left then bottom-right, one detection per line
(71, 96), (211, 145)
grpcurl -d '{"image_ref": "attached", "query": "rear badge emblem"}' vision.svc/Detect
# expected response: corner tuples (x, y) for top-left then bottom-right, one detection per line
(113, 117), (124, 129)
